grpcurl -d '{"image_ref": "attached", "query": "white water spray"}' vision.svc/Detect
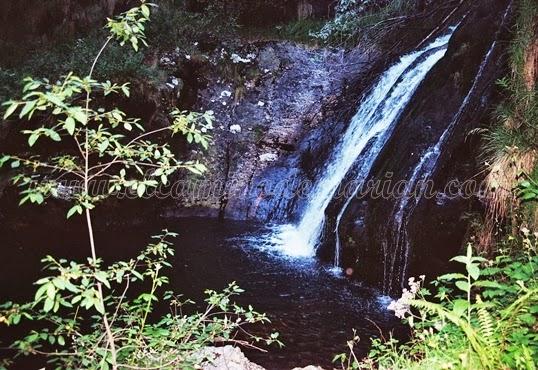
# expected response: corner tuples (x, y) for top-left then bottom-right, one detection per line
(272, 31), (456, 259)
(385, 39), (501, 292)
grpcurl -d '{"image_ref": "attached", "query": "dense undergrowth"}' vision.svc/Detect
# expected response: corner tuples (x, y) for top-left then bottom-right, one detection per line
(0, 1), (242, 102)
(312, 0), (426, 47)
(480, 0), (538, 248)
(336, 239), (538, 370)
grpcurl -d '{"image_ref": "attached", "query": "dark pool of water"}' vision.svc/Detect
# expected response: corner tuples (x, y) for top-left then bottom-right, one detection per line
(0, 217), (404, 369)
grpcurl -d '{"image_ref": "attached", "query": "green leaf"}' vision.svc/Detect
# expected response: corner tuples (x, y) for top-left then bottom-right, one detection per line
(97, 140), (109, 153)
(0, 155), (10, 167)
(452, 299), (468, 318)
(49, 130), (61, 142)
(521, 192), (538, 201)
(474, 280), (505, 289)
(73, 110), (87, 124)
(451, 255), (470, 265)
(455, 280), (470, 293)
(46, 282), (56, 299)
(28, 133), (40, 147)
(67, 205), (82, 219)
(467, 264), (480, 280)
(3, 102), (19, 120)
(46, 94), (64, 107)
(95, 271), (111, 289)
(19, 100), (37, 118)
(121, 85), (130, 97)
(35, 284), (49, 301)
(137, 183), (146, 197)
(438, 273), (466, 281)
(141, 4), (150, 17)
(94, 298), (105, 315)
(131, 270), (144, 281)
(64, 117), (76, 135)
(43, 297), (54, 312)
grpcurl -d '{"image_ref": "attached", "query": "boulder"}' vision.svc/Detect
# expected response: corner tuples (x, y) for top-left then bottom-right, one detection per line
(200, 346), (266, 370)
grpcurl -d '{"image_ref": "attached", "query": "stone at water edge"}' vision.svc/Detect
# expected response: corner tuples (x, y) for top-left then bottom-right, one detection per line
(200, 346), (265, 370)
(199, 346), (327, 370)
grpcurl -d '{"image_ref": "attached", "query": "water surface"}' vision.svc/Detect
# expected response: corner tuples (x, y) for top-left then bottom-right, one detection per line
(1, 217), (403, 369)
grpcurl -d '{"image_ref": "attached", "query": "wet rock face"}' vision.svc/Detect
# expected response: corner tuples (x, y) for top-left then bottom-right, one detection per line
(162, 41), (376, 221)
(159, 1), (482, 225)
(335, 0), (512, 294)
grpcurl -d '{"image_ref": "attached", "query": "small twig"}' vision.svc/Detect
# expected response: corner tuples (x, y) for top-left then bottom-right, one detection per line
(366, 317), (387, 342)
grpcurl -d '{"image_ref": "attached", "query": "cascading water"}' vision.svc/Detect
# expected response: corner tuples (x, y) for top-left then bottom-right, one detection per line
(383, 3), (512, 292)
(271, 29), (457, 259)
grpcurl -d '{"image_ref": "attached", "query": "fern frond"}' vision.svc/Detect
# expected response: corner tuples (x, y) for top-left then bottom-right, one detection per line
(476, 295), (499, 348)
(409, 299), (496, 369)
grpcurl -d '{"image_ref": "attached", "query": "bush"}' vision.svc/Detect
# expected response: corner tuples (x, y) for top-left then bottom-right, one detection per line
(0, 4), (279, 369)
(313, 0), (419, 46)
(0, 233), (279, 370)
(335, 237), (538, 370)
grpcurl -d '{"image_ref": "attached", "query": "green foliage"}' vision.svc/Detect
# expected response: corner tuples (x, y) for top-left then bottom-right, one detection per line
(0, 232), (281, 370)
(0, 36), (160, 104)
(276, 19), (326, 43)
(334, 238), (538, 370)
(0, 3), (278, 369)
(313, 0), (418, 46)
(1, 69), (212, 211)
(483, 0), (538, 205)
(106, 2), (154, 52)
(147, 2), (238, 51)
(518, 177), (538, 202)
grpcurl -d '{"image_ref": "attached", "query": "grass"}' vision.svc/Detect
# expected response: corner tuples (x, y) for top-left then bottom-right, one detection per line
(480, 0), (538, 250)
(238, 18), (325, 44)
(312, 0), (420, 47)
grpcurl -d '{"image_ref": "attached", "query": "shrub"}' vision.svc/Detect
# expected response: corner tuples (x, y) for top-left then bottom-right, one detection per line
(334, 238), (538, 370)
(313, 0), (419, 46)
(0, 3), (280, 369)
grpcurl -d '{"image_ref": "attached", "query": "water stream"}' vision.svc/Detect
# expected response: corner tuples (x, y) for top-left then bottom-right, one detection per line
(271, 30), (456, 263)
(384, 2), (512, 292)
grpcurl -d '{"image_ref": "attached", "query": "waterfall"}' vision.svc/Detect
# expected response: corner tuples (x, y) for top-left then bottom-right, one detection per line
(272, 29), (456, 259)
(383, 1), (512, 292)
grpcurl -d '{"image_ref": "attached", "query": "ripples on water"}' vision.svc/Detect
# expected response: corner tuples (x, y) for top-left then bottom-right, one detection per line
(1, 217), (404, 369)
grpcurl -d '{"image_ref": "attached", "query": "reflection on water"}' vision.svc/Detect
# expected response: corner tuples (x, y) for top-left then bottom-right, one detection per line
(1, 217), (404, 369)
